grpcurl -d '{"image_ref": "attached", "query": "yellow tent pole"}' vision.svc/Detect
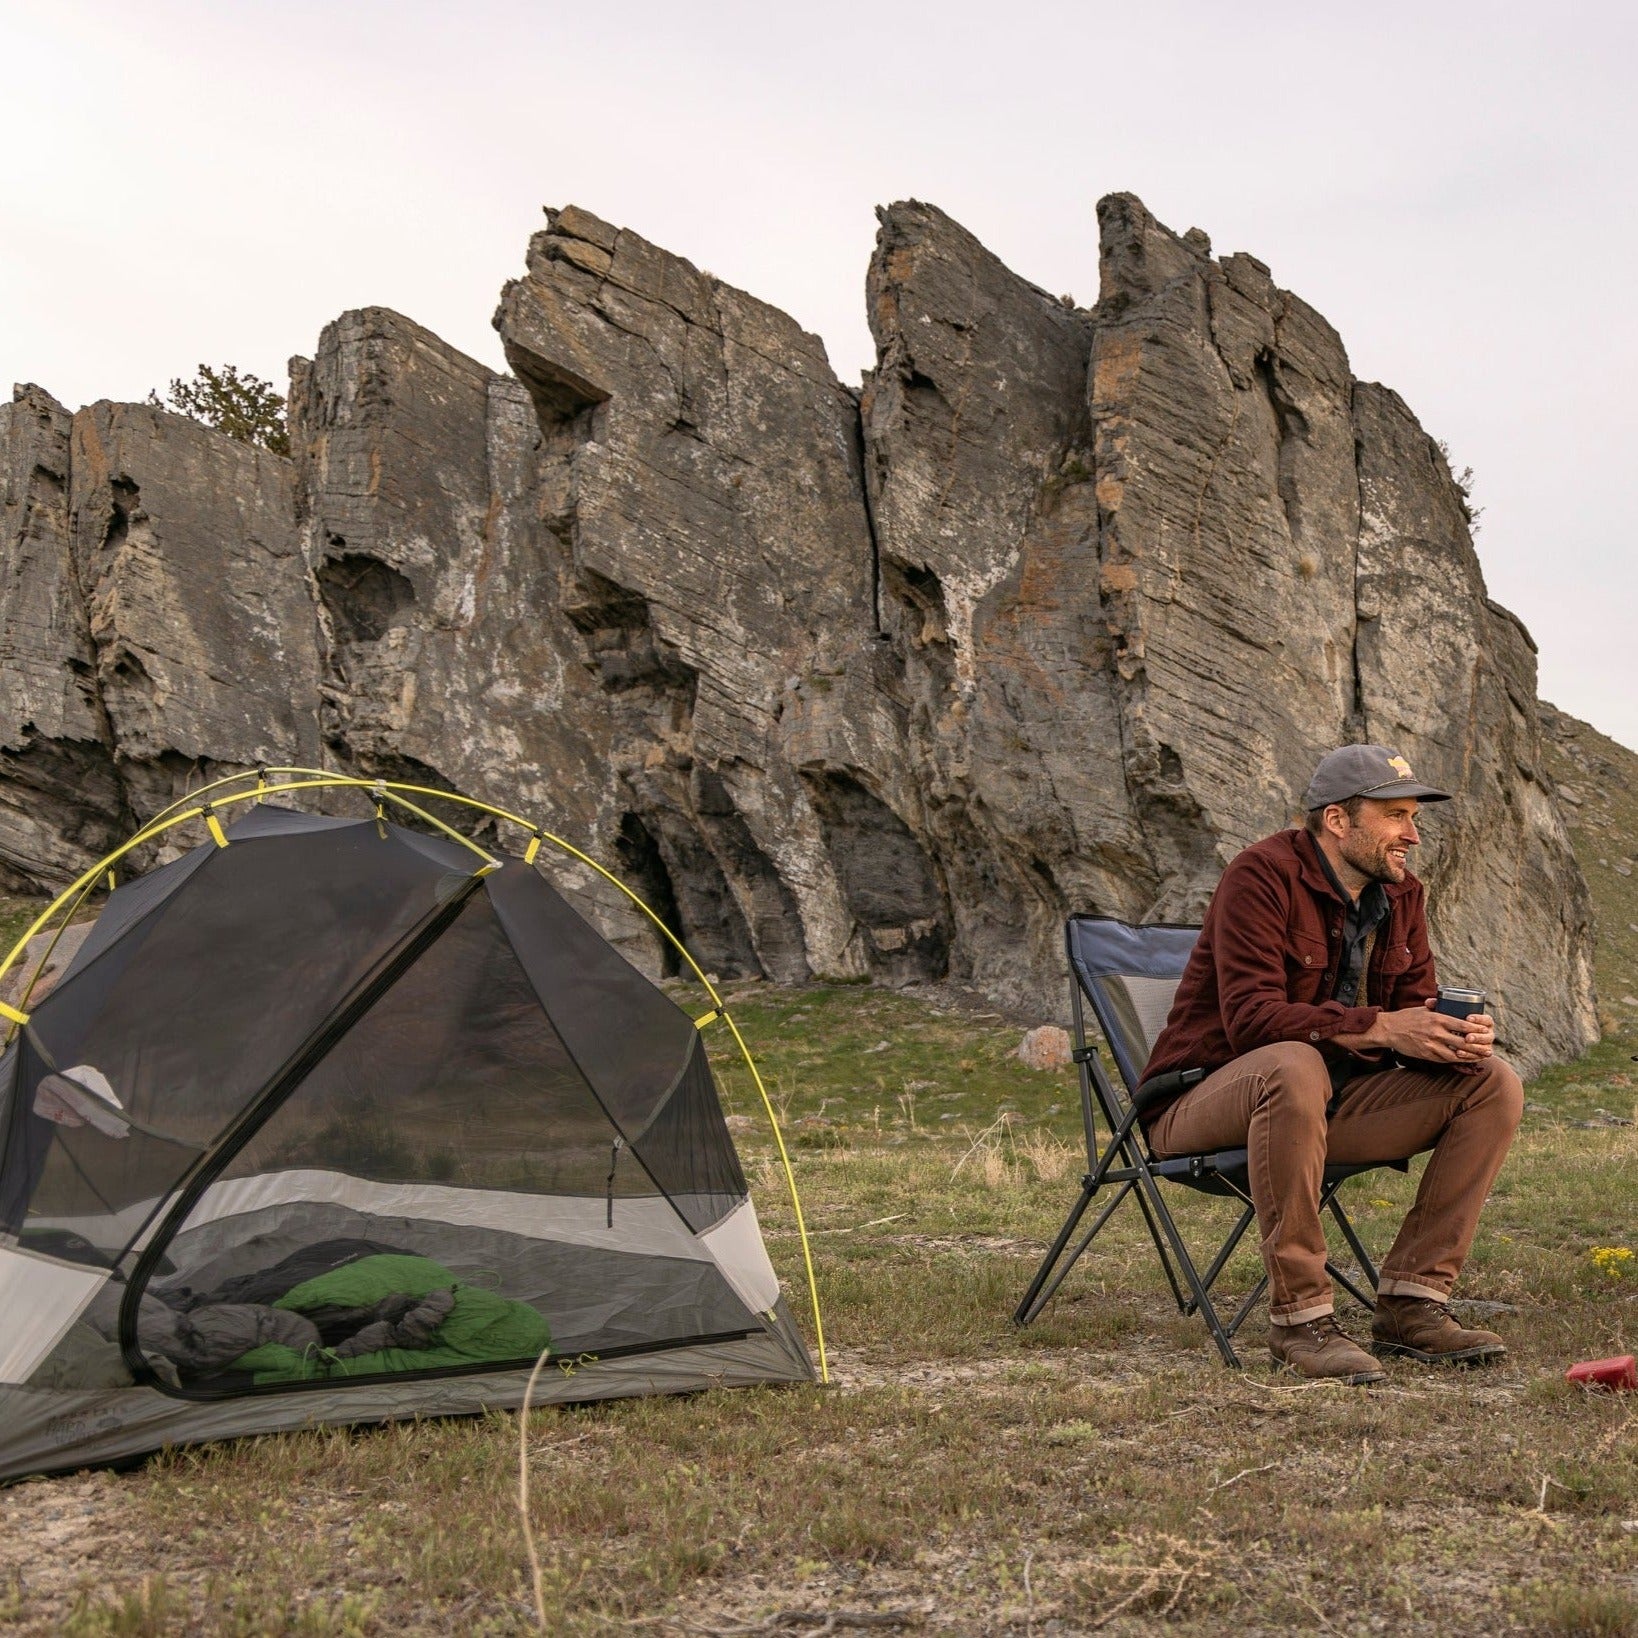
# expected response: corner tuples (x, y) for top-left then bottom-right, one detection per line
(5, 870), (105, 1022)
(136, 766), (304, 830)
(0, 773), (830, 1383)
(719, 1010), (829, 1381)
(0, 804), (213, 1028)
(138, 767), (542, 857)
(369, 787), (501, 872)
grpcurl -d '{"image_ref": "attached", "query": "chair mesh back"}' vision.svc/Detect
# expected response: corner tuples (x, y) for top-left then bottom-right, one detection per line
(1066, 916), (1200, 1094)
(1088, 974), (1184, 1089)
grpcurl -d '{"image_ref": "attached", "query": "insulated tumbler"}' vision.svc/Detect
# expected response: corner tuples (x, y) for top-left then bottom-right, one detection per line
(1435, 985), (1485, 1020)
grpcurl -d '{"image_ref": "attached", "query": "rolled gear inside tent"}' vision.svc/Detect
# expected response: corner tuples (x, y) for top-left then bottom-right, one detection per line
(0, 803), (813, 1482)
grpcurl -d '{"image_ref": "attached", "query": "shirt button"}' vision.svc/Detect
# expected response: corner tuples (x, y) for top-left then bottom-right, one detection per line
(1309, 1031), (1321, 1041)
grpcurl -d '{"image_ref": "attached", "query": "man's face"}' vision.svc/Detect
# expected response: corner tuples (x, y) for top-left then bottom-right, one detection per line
(1334, 796), (1421, 885)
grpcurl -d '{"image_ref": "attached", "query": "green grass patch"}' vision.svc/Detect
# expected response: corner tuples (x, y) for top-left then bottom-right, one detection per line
(0, 894), (43, 960)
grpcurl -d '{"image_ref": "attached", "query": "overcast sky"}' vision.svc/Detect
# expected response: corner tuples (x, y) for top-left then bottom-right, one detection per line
(5, 0), (1634, 749)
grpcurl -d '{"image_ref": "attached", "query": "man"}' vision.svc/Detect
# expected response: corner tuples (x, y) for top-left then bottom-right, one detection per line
(1139, 745), (1524, 1385)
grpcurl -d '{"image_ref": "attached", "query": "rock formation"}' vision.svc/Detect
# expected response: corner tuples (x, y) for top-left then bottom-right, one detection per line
(286, 308), (644, 949)
(495, 207), (881, 982)
(0, 194), (1599, 1070)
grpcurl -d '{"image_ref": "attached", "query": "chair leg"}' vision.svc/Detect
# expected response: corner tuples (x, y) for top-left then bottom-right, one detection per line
(1028, 1181), (1140, 1323)
(1018, 1071), (1156, 1326)
(1224, 1273), (1269, 1340)
(1182, 1202), (1257, 1316)
(1326, 1195), (1381, 1291)
(1131, 1181), (1189, 1312)
(1015, 1173), (1143, 1326)
(1132, 1168), (1243, 1368)
(1014, 1180), (1098, 1326)
(1325, 1261), (1378, 1314)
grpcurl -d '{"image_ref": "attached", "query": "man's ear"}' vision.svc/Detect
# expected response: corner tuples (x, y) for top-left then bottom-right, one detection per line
(1321, 804), (1349, 840)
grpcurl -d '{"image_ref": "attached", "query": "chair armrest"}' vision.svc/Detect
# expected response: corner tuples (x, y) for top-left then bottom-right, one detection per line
(1132, 1066), (1205, 1114)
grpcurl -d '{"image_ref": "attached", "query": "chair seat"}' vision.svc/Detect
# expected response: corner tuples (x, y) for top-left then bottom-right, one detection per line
(1147, 1150), (1410, 1197)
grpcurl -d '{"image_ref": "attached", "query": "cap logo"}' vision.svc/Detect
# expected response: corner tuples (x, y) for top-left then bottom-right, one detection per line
(1388, 756), (1413, 781)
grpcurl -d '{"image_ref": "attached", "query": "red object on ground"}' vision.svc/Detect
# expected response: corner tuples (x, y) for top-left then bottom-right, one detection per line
(1565, 1354), (1637, 1391)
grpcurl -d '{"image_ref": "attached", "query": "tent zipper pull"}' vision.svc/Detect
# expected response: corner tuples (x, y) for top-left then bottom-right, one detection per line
(606, 1137), (624, 1228)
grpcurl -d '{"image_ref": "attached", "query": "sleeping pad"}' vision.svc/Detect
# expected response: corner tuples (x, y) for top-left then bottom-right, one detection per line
(229, 1254), (552, 1383)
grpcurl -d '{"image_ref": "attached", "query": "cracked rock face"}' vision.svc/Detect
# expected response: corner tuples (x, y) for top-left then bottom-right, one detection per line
(67, 402), (323, 820)
(0, 386), (118, 888)
(0, 388), (322, 886)
(495, 206), (883, 984)
(0, 193), (1598, 1071)
(286, 308), (654, 954)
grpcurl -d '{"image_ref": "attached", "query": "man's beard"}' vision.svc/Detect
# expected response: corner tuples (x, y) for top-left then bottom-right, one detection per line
(1340, 831), (1408, 884)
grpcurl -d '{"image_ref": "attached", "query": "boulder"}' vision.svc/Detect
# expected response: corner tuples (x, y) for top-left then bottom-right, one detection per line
(1015, 1025), (1073, 1072)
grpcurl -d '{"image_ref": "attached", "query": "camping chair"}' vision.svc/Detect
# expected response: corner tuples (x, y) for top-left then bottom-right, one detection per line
(1013, 914), (1405, 1366)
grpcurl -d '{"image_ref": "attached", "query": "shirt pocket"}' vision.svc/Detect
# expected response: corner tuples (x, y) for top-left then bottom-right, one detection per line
(1288, 931), (1330, 999)
(1377, 941), (1414, 978)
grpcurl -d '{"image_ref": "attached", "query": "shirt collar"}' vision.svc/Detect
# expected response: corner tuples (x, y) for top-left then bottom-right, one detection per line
(1306, 830), (1387, 919)
(1309, 831), (1357, 905)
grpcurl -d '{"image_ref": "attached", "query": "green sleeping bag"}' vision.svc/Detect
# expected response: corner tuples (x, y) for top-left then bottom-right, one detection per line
(274, 1253), (462, 1313)
(234, 1254), (551, 1384)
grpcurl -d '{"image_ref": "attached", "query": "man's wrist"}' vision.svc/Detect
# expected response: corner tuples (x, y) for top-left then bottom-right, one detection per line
(1330, 1011), (1387, 1054)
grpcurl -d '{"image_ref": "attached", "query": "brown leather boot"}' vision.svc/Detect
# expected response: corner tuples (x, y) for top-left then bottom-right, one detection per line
(1371, 1295), (1506, 1365)
(1268, 1314), (1385, 1384)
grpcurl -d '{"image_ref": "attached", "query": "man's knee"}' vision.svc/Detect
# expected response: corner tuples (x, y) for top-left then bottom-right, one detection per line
(1253, 1043), (1331, 1121)
(1468, 1055), (1524, 1134)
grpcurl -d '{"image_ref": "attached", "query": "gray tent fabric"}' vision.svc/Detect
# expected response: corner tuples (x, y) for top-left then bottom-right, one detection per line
(0, 1324), (812, 1481)
(0, 806), (813, 1482)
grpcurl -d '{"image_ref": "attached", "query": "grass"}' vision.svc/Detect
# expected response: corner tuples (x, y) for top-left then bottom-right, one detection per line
(3, 968), (1634, 1635)
(0, 893), (43, 959)
(2, 715), (1636, 1634)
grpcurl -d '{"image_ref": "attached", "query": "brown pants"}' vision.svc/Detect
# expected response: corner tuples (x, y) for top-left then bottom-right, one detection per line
(1145, 1043), (1523, 1324)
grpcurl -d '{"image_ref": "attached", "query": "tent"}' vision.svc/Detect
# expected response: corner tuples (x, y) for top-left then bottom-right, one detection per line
(0, 776), (820, 1482)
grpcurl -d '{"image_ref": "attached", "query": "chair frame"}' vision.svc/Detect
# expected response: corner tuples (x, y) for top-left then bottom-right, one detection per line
(1013, 916), (1400, 1367)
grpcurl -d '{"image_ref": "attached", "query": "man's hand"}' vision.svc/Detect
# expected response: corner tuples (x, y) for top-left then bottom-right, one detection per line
(1338, 999), (1495, 1064)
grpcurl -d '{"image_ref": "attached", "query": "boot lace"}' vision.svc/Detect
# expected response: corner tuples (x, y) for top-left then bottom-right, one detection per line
(1302, 1313), (1349, 1342)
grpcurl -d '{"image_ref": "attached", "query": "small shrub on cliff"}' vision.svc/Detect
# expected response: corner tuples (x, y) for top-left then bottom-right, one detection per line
(146, 364), (290, 456)
(1435, 436), (1483, 532)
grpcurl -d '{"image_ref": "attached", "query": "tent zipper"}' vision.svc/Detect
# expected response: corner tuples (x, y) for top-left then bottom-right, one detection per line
(606, 1136), (624, 1227)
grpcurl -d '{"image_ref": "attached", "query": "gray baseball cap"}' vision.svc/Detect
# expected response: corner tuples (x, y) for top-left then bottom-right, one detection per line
(1303, 745), (1452, 810)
